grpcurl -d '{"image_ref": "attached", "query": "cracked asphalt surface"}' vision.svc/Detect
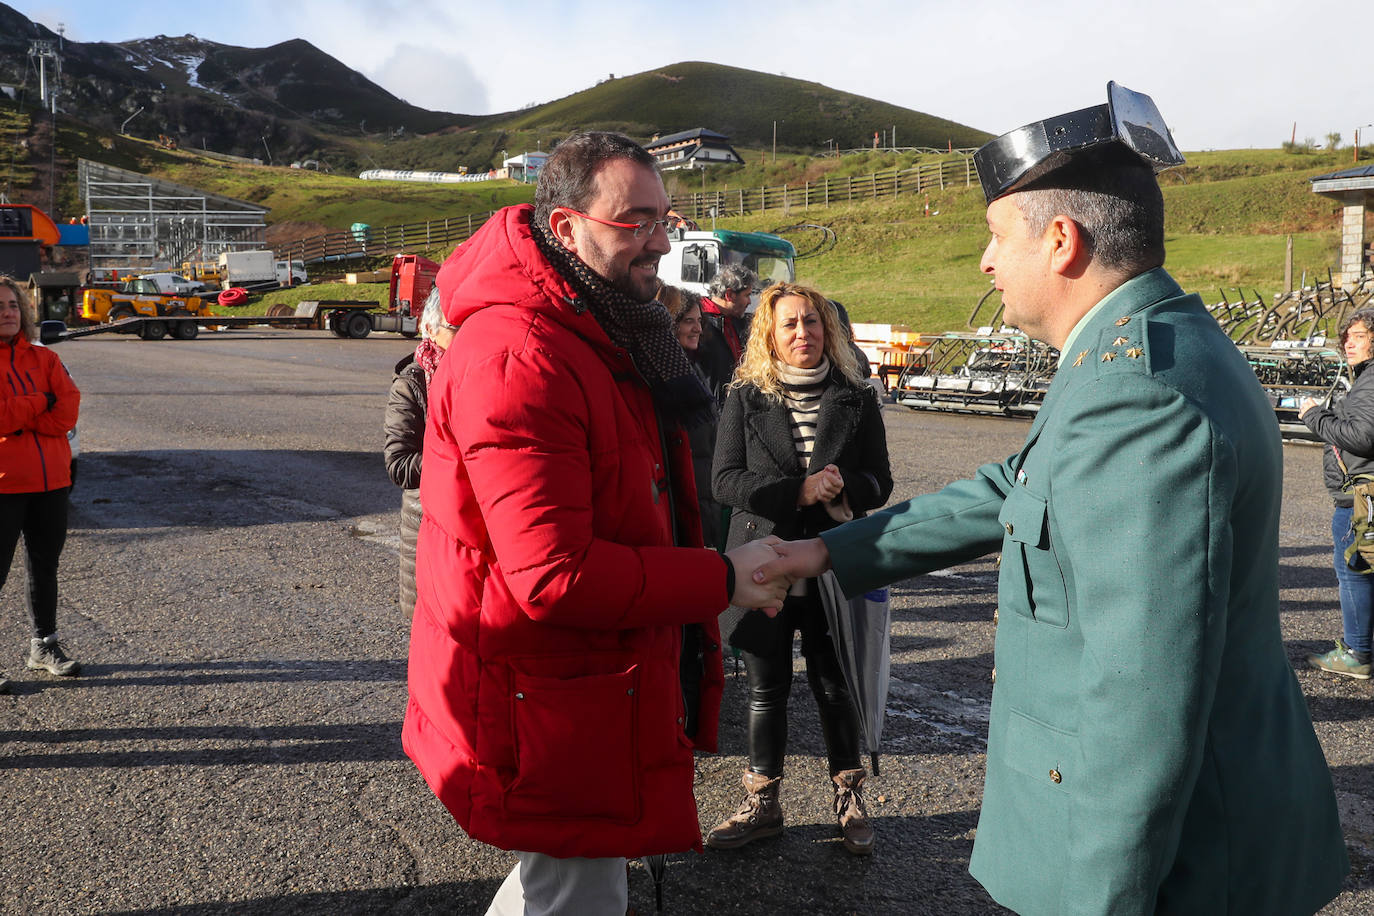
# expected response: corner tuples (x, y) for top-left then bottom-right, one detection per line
(1, 329), (1370, 915)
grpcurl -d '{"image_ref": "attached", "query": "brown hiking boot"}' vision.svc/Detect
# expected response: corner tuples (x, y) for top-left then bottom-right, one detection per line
(833, 769), (874, 855)
(706, 771), (783, 849)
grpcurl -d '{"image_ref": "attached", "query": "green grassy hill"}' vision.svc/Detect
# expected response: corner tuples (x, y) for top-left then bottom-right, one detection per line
(495, 62), (990, 152)
(154, 157), (535, 230)
(698, 148), (1355, 330)
(333, 61), (991, 176)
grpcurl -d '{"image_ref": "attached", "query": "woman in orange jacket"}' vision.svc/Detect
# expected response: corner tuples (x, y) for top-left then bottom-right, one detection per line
(0, 275), (81, 693)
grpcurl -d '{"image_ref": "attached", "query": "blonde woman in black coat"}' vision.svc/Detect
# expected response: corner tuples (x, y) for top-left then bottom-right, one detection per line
(708, 282), (892, 855)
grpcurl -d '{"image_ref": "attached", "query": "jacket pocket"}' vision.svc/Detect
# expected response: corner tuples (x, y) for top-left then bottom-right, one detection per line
(997, 486), (1070, 628)
(1002, 709), (1080, 791)
(504, 664), (641, 824)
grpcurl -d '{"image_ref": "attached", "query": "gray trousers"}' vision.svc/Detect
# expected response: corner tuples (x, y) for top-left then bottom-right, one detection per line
(485, 852), (628, 916)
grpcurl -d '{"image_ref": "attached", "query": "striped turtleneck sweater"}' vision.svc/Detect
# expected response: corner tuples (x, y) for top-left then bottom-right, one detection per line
(777, 357), (830, 467)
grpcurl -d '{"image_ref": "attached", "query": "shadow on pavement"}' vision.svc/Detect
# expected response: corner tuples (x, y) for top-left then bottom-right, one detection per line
(69, 449), (396, 530)
(0, 720), (405, 769)
(20, 657), (405, 690)
(102, 879), (505, 915)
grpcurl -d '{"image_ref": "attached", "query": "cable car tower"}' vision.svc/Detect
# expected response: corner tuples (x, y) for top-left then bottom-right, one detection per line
(27, 24), (64, 114)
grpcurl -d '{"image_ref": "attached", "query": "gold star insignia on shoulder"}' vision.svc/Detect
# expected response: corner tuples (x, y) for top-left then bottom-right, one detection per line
(1112, 336), (1129, 347)
(1125, 347), (1144, 359)
(1101, 350), (1117, 362)
(1115, 316), (1131, 327)
(1073, 350), (1087, 367)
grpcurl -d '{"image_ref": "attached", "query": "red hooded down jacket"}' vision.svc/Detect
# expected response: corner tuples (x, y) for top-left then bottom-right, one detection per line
(2, 334), (79, 494)
(402, 204), (728, 859)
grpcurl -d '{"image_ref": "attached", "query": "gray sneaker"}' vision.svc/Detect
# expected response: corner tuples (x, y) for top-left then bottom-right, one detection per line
(27, 637), (81, 677)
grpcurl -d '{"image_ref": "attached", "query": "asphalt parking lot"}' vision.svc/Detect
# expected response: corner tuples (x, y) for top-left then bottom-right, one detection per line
(1, 329), (1371, 915)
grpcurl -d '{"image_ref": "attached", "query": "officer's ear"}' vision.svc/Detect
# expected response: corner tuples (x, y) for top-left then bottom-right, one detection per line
(1045, 214), (1088, 278)
(548, 208), (578, 254)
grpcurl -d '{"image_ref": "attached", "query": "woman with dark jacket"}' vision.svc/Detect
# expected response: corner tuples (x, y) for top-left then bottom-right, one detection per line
(708, 282), (892, 855)
(1301, 307), (1374, 679)
(661, 283), (731, 549)
(383, 290), (455, 617)
(0, 275), (82, 694)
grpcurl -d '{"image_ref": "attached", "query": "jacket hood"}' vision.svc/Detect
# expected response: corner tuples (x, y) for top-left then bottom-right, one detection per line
(435, 204), (619, 360)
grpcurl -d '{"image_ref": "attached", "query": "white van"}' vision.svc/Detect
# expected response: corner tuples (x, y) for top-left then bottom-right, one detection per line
(140, 273), (206, 295)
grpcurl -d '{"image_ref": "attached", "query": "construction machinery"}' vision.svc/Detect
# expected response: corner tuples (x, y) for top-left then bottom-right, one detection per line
(79, 277), (212, 340)
(50, 253), (439, 343)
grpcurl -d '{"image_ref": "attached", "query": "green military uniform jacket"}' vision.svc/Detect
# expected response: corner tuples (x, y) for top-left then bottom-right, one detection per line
(824, 269), (1347, 915)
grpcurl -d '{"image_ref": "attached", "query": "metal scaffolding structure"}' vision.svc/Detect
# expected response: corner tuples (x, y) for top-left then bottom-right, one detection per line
(78, 159), (269, 273)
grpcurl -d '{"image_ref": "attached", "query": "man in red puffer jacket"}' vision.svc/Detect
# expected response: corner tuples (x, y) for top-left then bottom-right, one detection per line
(402, 133), (787, 915)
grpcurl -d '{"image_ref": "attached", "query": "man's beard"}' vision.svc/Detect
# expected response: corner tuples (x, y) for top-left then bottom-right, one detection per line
(581, 234), (658, 303)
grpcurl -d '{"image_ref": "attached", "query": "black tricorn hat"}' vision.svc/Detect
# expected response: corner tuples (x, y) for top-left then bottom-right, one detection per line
(973, 82), (1184, 203)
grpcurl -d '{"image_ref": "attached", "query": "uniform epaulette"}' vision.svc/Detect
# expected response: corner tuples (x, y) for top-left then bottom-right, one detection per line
(1066, 313), (1152, 377)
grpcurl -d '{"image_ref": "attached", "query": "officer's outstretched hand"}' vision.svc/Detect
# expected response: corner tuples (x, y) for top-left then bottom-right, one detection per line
(726, 537), (790, 614)
(750, 537), (832, 618)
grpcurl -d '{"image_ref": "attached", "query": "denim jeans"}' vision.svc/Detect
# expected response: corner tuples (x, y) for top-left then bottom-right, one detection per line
(1331, 506), (1374, 654)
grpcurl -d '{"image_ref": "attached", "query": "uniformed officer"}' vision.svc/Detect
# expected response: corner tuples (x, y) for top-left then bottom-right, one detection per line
(754, 84), (1349, 915)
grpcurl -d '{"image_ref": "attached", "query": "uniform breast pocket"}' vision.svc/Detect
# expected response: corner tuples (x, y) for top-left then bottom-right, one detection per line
(997, 486), (1070, 628)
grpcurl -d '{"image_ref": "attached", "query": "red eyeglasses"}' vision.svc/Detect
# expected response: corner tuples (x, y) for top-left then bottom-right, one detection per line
(561, 208), (673, 239)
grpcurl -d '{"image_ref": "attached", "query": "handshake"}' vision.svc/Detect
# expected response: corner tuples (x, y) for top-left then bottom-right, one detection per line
(723, 536), (832, 616)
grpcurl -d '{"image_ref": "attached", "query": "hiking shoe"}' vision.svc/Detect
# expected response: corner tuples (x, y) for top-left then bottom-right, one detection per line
(1306, 639), (1371, 680)
(26, 636), (81, 677)
(706, 771), (784, 849)
(833, 768), (875, 855)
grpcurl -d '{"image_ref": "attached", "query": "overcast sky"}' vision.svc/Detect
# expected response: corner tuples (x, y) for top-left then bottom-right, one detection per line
(11, 0), (1371, 151)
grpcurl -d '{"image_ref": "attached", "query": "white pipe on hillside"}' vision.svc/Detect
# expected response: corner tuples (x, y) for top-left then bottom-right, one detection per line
(358, 169), (495, 184)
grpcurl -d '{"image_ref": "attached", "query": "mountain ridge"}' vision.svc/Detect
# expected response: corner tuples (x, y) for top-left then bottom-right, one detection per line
(0, 3), (988, 171)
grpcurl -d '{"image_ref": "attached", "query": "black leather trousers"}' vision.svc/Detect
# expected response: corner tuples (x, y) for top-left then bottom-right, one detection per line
(741, 591), (862, 779)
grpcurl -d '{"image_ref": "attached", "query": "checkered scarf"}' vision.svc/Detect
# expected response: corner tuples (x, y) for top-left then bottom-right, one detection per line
(533, 223), (715, 429)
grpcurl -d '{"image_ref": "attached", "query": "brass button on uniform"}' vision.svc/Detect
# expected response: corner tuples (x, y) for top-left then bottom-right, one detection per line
(1050, 769), (1062, 784)
(991, 667), (997, 683)
(1004, 522), (1013, 535)
(993, 609), (999, 626)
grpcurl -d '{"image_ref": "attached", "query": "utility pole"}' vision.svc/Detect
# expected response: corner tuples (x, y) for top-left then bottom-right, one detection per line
(772, 121), (777, 164)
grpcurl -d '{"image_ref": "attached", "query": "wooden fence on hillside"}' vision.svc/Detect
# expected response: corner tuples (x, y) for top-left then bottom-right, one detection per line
(670, 155), (977, 222)
(273, 154), (977, 267)
(274, 211), (500, 266)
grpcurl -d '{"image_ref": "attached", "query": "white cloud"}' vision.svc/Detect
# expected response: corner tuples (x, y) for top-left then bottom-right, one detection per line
(370, 43), (489, 114)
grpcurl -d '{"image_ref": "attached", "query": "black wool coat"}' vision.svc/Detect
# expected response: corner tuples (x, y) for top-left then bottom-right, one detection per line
(712, 368), (893, 653)
(383, 353), (428, 615)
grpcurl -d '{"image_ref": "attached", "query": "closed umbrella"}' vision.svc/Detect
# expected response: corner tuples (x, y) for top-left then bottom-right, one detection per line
(816, 570), (891, 776)
(640, 854), (667, 912)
